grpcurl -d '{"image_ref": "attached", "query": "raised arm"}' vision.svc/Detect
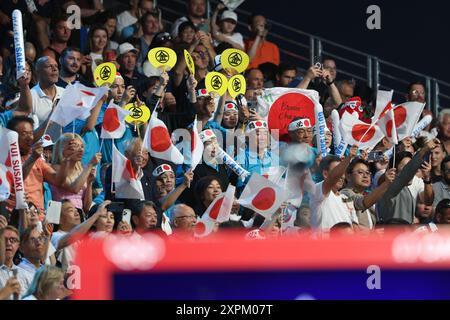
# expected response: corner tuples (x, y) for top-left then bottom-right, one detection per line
(82, 93), (108, 134)
(297, 65), (322, 89)
(14, 72), (33, 117)
(56, 200), (110, 250)
(160, 170), (193, 211)
(322, 145), (358, 196)
(361, 168), (396, 209)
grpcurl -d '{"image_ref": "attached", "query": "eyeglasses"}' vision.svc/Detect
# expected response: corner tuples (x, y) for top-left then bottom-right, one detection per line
(352, 170), (371, 177)
(411, 90), (425, 97)
(29, 236), (46, 245)
(175, 215), (196, 220)
(5, 237), (19, 244)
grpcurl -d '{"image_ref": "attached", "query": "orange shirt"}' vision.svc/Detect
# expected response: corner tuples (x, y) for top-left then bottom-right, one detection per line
(245, 38), (280, 69)
(7, 155), (55, 216)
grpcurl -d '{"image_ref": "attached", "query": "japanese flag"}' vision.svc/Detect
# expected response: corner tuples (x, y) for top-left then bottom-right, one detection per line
(194, 215), (216, 238)
(194, 185), (236, 238)
(340, 112), (385, 150)
(142, 111), (184, 164)
(100, 101), (131, 139)
(112, 143), (144, 200)
(378, 101), (425, 142)
(238, 173), (288, 219)
(50, 82), (108, 126)
(189, 116), (204, 170)
(373, 90), (394, 122)
(0, 164), (12, 202)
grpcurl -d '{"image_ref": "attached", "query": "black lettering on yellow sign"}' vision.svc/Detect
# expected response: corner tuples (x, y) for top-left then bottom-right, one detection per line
(211, 75), (222, 90)
(228, 52), (242, 67)
(100, 65), (111, 80)
(232, 78), (241, 92)
(129, 106), (143, 119)
(155, 50), (169, 63)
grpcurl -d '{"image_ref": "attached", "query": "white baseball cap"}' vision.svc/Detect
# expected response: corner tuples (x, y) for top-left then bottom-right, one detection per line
(220, 10), (238, 23)
(118, 42), (139, 56)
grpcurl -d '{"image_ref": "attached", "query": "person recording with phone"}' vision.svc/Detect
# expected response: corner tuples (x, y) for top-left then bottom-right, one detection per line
(245, 14), (280, 69)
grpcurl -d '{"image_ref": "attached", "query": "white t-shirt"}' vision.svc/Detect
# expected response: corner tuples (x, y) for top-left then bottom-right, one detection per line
(310, 181), (358, 230)
(116, 10), (138, 38)
(30, 84), (65, 139)
(213, 32), (244, 49)
(51, 230), (76, 271)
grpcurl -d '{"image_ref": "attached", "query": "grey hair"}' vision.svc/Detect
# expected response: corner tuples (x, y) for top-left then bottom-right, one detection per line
(35, 56), (50, 72)
(438, 109), (450, 124)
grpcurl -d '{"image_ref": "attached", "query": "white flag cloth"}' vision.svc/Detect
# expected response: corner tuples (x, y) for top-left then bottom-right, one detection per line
(142, 111), (184, 164)
(112, 143), (144, 200)
(100, 101), (131, 139)
(193, 185), (236, 238)
(340, 112), (384, 150)
(189, 116), (204, 170)
(50, 82), (108, 126)
(261, 166), (286, 184)
(0, 164), (11, 202)
(238, 173), (288, 219)
(378, 101), (425, 142)
(373, 90), (394, 122)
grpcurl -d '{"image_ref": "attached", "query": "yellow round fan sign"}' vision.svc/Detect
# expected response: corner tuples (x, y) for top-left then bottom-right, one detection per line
(184, 49), (195, 75)
(124, 103), (151, 124)
(228, 74), (246, 98)
(148, 47), (177, 71)
(205, 72), (228, 96)
(221, 49), (250, 74)
(94, 62), (117, 87)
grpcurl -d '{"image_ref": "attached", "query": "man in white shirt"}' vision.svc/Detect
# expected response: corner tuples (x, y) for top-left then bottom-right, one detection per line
(310, 145), (359, 231)
(171, 0), (210, 37)
(28, 56), (65, 139)
(0, 226), (33, 299)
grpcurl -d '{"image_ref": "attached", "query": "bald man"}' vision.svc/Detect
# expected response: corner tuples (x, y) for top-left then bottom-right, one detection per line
(28, 56), (65, 139)
(170, 204), (197, 236)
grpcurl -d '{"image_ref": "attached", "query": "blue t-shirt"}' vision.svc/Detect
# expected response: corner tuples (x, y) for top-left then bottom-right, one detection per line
(0, 110), (14, 128)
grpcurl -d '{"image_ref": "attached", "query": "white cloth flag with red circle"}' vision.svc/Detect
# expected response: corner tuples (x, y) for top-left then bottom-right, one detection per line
(373, 90), (394, 122)
(237, 173), (288, 219)
(340, 112), (385, 150)
(50, 82), (108, 126)
(194, 184), (236, 238)
(142, 111), (184, 164)
(0, 163), (11, 202)
(112, 143), (145, 200)
(262, 166), (286, 184)
(378, 101), (425, 142)
(189, 117), (204, 170)
(100, 101), (131, 139)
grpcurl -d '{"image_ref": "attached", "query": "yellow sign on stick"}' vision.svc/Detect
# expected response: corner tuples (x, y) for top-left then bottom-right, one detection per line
(184, 49), (195, 75)
(124, 103), (151, 125)
(148, 47), (177, 71)
(227, 74), (246, 98)
(205, 72), (228, 96)
(221, 49), (249, 73)
(94, 62), (117, 87)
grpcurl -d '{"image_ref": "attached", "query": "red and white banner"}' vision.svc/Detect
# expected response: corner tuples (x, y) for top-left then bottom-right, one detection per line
(100, 101), (131, 139)
(0, 128), (27, 209)
(340, 112), (384, 150)
(257, 88), (320, 142)
(142, 112), (184, 164)
(238, 173), (288, 219)
(112, 143), (144, 200)
(380, 102), (425, 142)
(50, 83), (108, 126)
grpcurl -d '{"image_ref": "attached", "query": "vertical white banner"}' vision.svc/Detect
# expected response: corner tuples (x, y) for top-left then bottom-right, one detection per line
(8, 131), (27, 209)
(12, 10), (26, 79)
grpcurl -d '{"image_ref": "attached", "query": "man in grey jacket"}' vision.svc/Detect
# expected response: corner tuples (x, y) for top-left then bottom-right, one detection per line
(377, 138), (437, 224)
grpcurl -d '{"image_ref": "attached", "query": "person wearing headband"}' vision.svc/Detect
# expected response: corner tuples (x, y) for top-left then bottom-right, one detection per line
(221, 101), (239, 129)
(288, 117), (314, 145)
(152, 164), (193, 211)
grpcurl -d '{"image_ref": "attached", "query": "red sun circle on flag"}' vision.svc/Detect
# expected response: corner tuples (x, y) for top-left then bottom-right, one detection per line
(351, 124), (375, 142)
(209, 197), (224, 220)
(162, 164), (171, 171)
(150, 126), (171, 152)
(255, 121), (263, 127)
(251, 187), (276, 211)
(103, 108), (121, 132)
(304, 119), (310, 127)
(385, 106), (407, 138)
(44, 135), (51, 141)
(194, 221), (206, 235)
(205, 130), (213, 136)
